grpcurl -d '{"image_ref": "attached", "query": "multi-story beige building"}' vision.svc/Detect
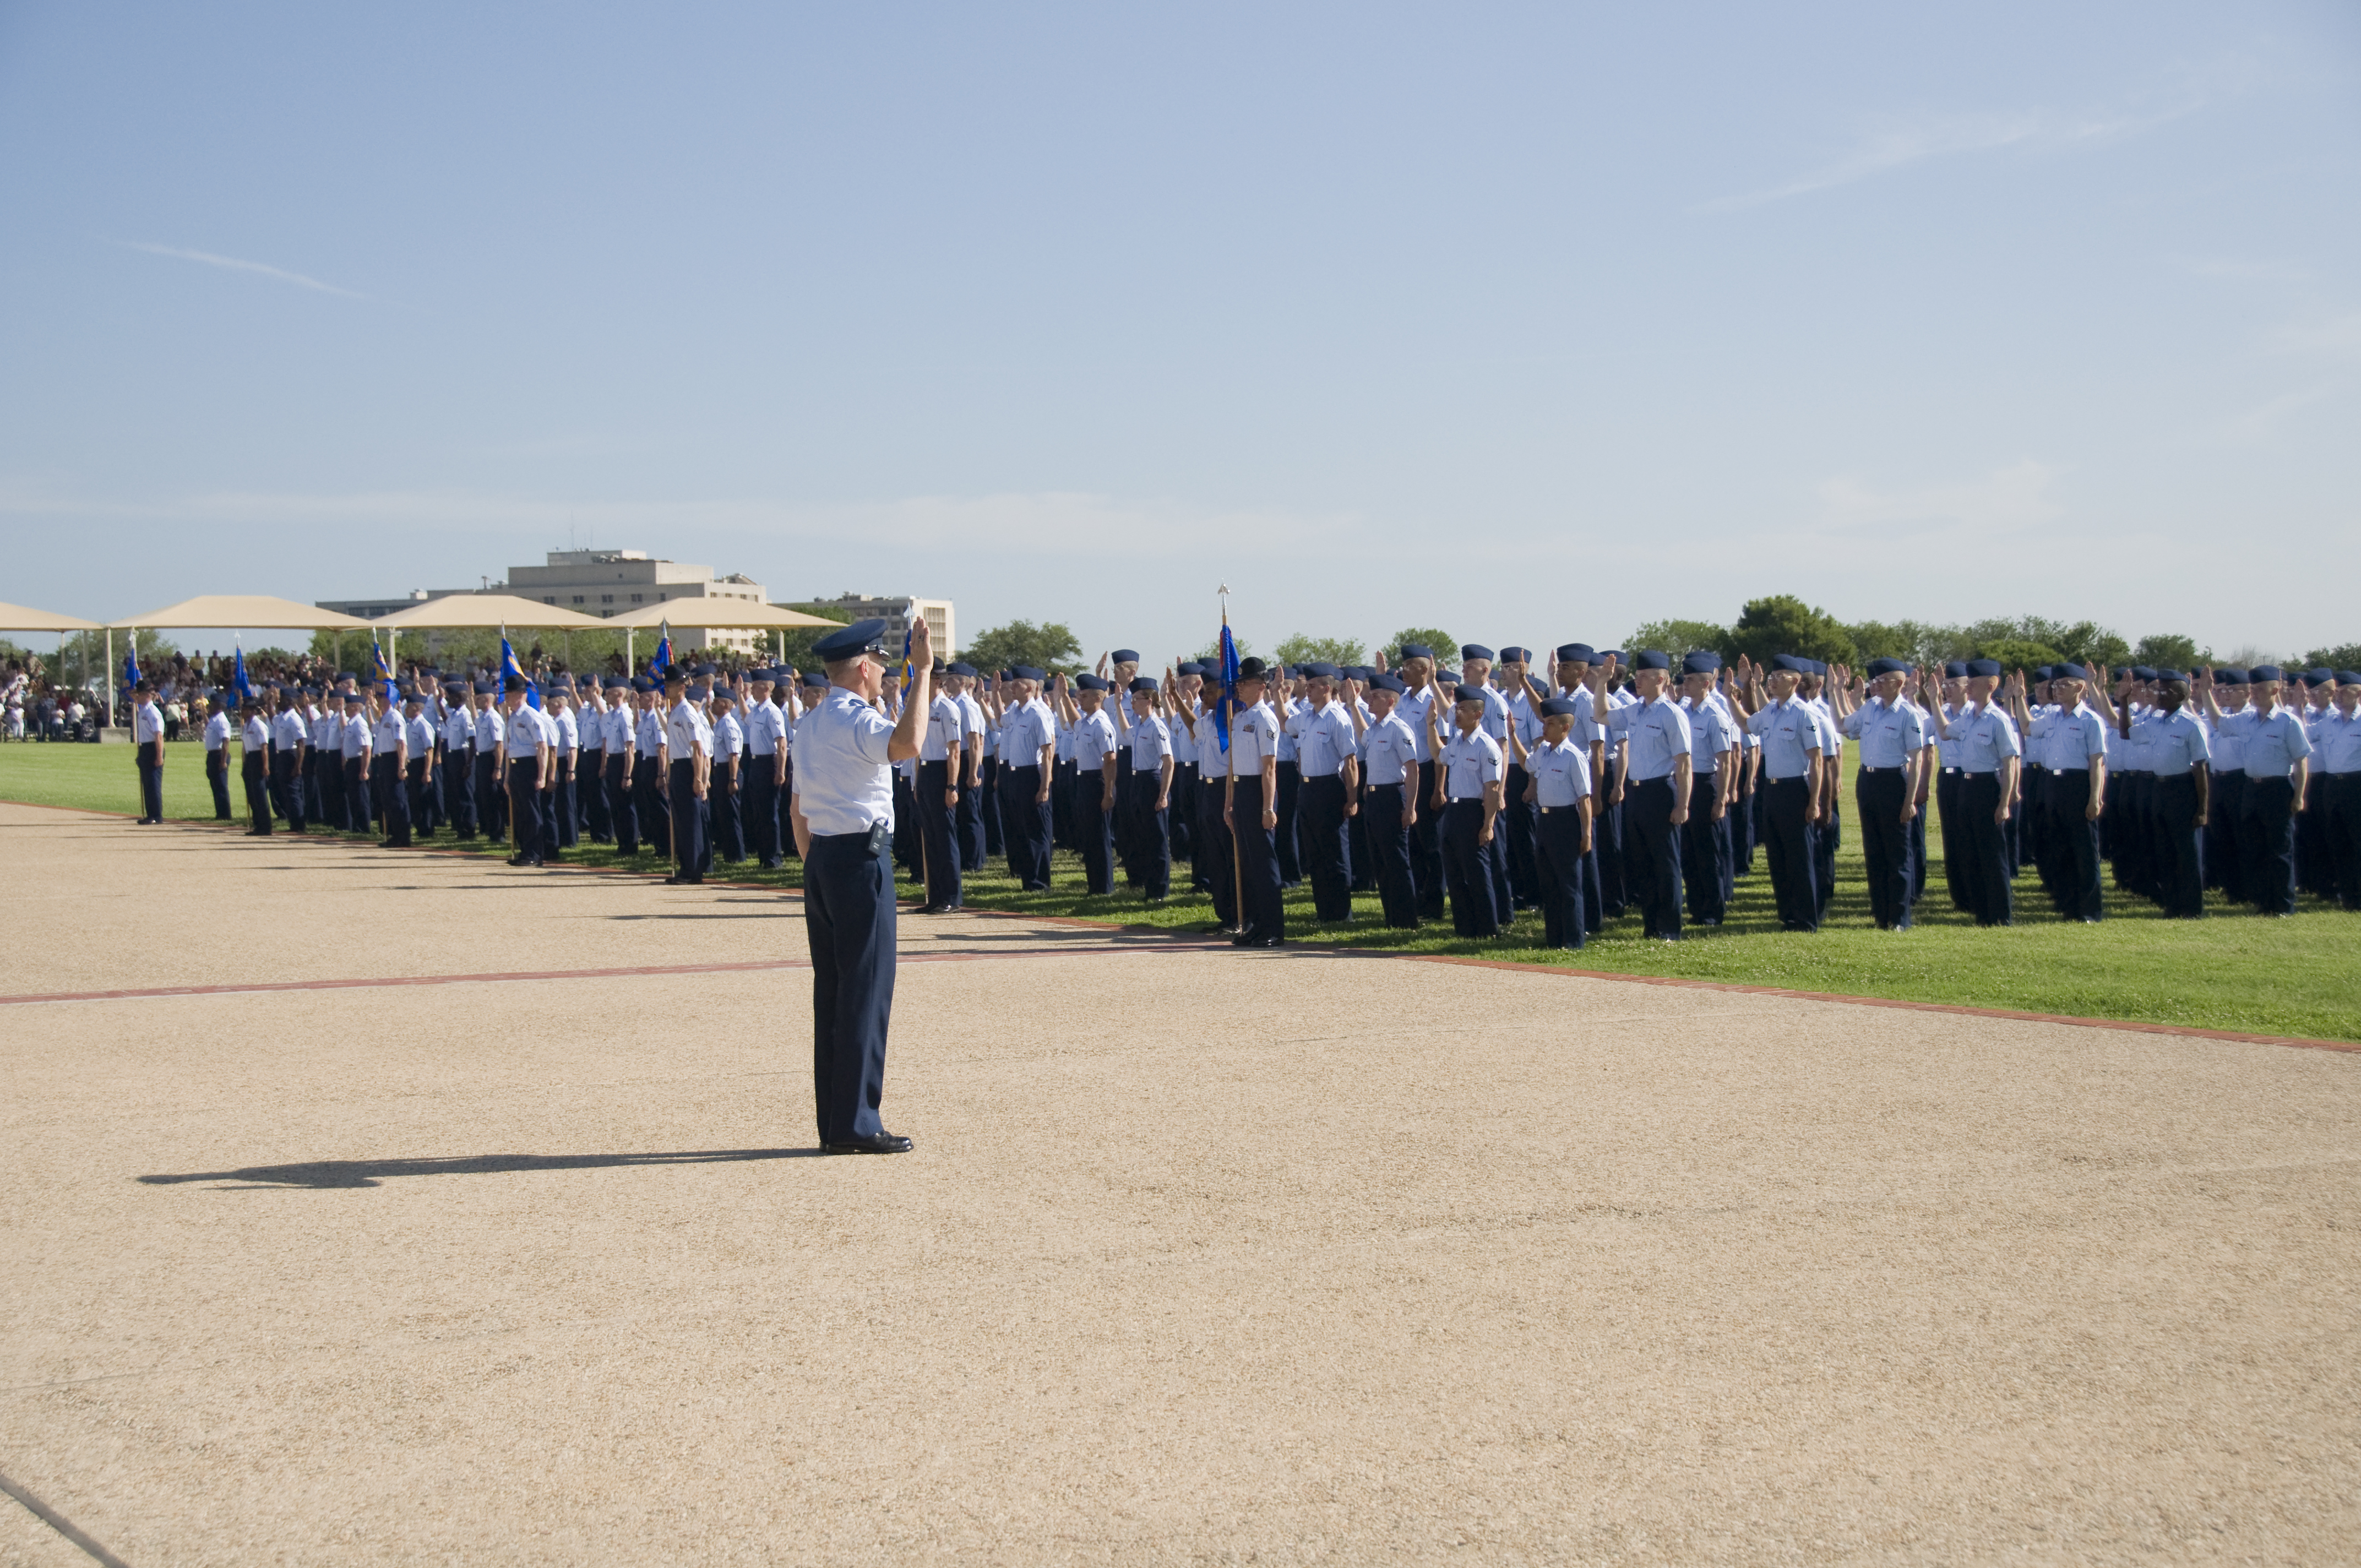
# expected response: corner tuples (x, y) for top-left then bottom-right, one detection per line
(799, 594), (956, 660)
(322, 550), (784, 654)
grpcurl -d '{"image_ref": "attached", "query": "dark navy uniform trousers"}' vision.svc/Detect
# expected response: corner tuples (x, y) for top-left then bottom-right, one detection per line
(998, 763), (1053, 890)
(804, 829), (895, 1146)
(917, 759), (963, 907)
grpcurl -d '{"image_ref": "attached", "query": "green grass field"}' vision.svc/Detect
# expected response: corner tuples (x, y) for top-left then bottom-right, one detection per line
(9, 738), (2355, 1042)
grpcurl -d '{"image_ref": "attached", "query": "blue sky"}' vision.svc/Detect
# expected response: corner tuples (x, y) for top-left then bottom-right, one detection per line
(2, 1), (2355, 663)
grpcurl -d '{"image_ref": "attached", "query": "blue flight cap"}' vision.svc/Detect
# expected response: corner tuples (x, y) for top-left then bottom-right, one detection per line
(1111, 649), (1140, 665)
(1682, 652), (1722, 675)
(472, 680), (494, 694)
(1499, 646), (1530, 663)
(2305, 666), (2335, 686)
(1301, 662), (1339, 679)
(1174, 661), (1204, 677)
(711, 687), (735, 704)
(2338, 671), (2361, 686)
(628, 677), (653, 693)
(1074, 673), (1111, 692)
(1396, 643), (1435, 661)
(1540, 696), (1581, 718)
(2131, 665), (2157, 682)
(1943, 661), (1970, 679)
(1966, 659), (2003, 678)
(1128, 677), (1159, 695)
(1368, 672), (1406, 694)
(1011, 665), (1047, 682)
(1597, 650), (1624, 665)
(2156, 668), (2190, 684)
(605, 676), (628, 690)
(1866, 657), (1908, 677)
(1774, 655), (1810, 674)
(1434, 667), (1460, 684)
(336, 671), (357, 683)
(946, 661), (977, 678)
(799, 672), (826, 689)
(1460, 644), (1495, 662)
(1633, 650), (1671, 671)
(810, 618), (890, 661)
(1555, 643), (1594, 663)
(1452, 682), (1489, 703)
(2032, 665), (2054, 681)
(2250, 665), (2284, 682)
(2051, 662), (2087, 682)
(2210, 667), (2246, 684)
(693, 662), (716, 677)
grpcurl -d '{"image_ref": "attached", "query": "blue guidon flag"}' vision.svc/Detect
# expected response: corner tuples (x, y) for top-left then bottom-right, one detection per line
(372, 636), (396, 704)
(232, 644), (253, 707)
(1215, 619), (1239, 753)
(499, 628), (541, 710)
(649, 619), (673, 683)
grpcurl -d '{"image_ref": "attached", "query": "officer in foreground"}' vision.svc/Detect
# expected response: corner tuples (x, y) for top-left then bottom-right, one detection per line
(792, 614), (935, 1155)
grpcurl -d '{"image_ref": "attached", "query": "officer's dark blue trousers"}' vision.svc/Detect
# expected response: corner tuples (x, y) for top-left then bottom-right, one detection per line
(445, 745), (475, 837)
(998, 764), (1052, 889)
(476, 752), (503, 840)
(550, 756), (579, 850)
(421, 752), (443, 833)
(917, 760), (962, 906)
(1167, 761), (1192, 866)
(1076, 767), (1114, 895)
(2237, 776), (2297, 913)
(1682, 774), (1728, 925)
(709, 761), (742, 863)
(980, 755), (1004, 857)
(582, 748), (610, 840)
(607, 754), (638, 854)
(1411, 761), (1446, 919)
(1856, 767), (1915, 929)
(2206, 771), (2245, 901)
(1297, 773), (1352, 921)
(1813, 791), (1840, 924)
(271, 750), (305, 831)
(1272, 761), (1302, 886)
(1625, 776), (1684, 940)
(1761, 775), (1818, 930)
(319, 748), (345, 829)
(1052, 760), (1076, 849)
(1935, 768), (1968, 910)
(2299, 772), (2331, 895)
(1595, 757), (1626, 917)
(205, 748), (233, 819)
(1738, 776), (1759, 877)
(342, 755), (369, 831)
(633, 757), (668, 856)
(405, 759), (431, 840)
(745, 757), (779, 864)
(1196, 774), (1237, 927)
(892, 770), (920, 879)
(1960, 772), (2012, 925)
(1122, 767), (1171, 899)
(2325, 774), (2361, 910)
(136, 742), (164, 822)
(303, 750), (324, 824)
(506, 758), (542, 863)
(1536, 804), (1587, 949)
(804, 830), (896, 1146)
(1502, 766), (1539, 908)
(1231, 775), (1283, 942)
(2149, 772), (2205, 917)
(667, 760), (705, 878)
(378, 756), (411, 847)
(242, 752), (271, 831)
(956, 760), (987, 870)
(1362, 783), (1418, 927)
(2044, 770), (2103, 921)
(1440, 798), (1502, 938)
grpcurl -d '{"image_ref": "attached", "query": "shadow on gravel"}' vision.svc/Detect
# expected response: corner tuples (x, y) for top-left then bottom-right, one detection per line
(138, 1148), (827, 1189)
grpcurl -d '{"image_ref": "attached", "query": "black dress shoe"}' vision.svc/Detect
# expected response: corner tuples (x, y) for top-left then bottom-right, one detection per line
(915, 903), (950, 915)
(509, 855), (541, 867)
(1231, 934), (1283, 949)
(663, 873), (702, 885)
(824, 1133), (913, 1155)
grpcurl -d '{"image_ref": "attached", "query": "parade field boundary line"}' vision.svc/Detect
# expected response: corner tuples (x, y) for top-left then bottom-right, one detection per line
(9, 790), (2356, 1053)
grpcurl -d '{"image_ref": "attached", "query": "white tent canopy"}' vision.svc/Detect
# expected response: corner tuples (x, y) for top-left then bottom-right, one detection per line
(601, 599), (842, 630)
(0, 602), (101, 632)
(111, 595), (372, 630)
(372, 594), (607, 630)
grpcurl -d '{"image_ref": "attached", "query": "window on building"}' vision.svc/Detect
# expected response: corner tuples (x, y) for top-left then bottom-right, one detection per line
(630, 594), (643, 602)
(572, 595), (584, 604)
(543, 597), (555, 605)
(601, 594), (613, 604)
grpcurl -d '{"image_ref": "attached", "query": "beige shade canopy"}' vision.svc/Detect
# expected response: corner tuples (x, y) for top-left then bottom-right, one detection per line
(0, 602), (102, 631)
(601, 598), (843, 630)
(371, 593), (608, 630)
(111, 595), (373, 630)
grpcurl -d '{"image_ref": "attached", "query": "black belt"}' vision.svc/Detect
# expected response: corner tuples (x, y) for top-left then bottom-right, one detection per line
(1859, 765), (1903, 774)
(1538, 804), (1583, 813)
(1766, 773), (1810, 783)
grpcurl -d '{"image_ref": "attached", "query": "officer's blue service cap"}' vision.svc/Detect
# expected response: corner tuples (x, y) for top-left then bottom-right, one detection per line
(1074, 673), (1111, 691)
(2250, 665), (2284, 682)
(1368, 672), (1406, 694)
(2131, 665), (2157, 682)
(1966, 659), (2003, 678)
(1461, 644), (1495, 662)
(1111, 649), (1140, 665)
(1683, 652), (1722, 674)
(1498, 646), (1530, 663)
(1633, 650), (1672, 671)
(1396, 643), (1435, 661)
(1773, 655), (1811, 674)
(810, 618), (891, 661)
(1539, 696), (1582, 717)
(1010, 665), (1047, 682)
(946, 661), (977, 678)
(1236, 657), (1270, 679)
(1300, 662), (1339, 679)
(1128, 677), (1159, 695)
(1555, 644), (1595, 663)
(2050, 662), (2087, 682)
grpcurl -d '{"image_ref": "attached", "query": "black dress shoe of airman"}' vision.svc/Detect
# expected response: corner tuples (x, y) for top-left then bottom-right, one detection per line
(825, 1133), (913, 1155)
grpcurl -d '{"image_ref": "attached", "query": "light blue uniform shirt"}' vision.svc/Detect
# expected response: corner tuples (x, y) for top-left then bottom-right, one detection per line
(1358, 712), (1417, 786)
(2134, 709), (2211, 775)
(1439, 727), (1502, 800)
(795, 688), (897, 835)
(1944, 704), (2022, 772)
(1600, 696), (1691, 782)
(1292, 701), (1357, 777)
(403, 712), (436, 758)
(2314, 709), (2361, 774)
(1683, 697), (1738, 772)
(2207, 706), (2247, 774)
(1526, 737), (1592, 807)
(2226, 707), (2313, 782)
(712, 710), (743, 763)
(1840, 697), (1927, 769)
(1399, 687), (1440, 763)
(1129, 712), (1171, 772)
(746, 699), (786, 758)
(1748, 698), (1823, 780)
(2030, 705), (2107, 771)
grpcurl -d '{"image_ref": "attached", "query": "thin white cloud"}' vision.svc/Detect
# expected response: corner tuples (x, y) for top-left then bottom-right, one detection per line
(117, 241), (368, 300)
(1813, 460), (2063, 540)
(2269, 312), (2361, 359)
(1700, 94), (2211, 213)
(2220, 383), (2344, 444)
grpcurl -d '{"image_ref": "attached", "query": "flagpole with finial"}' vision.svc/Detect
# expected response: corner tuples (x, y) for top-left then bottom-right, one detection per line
(1220, 584), (1242, 935)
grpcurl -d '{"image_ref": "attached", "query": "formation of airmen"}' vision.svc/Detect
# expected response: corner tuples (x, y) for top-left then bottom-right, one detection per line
(139, 643), (2361, 938)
